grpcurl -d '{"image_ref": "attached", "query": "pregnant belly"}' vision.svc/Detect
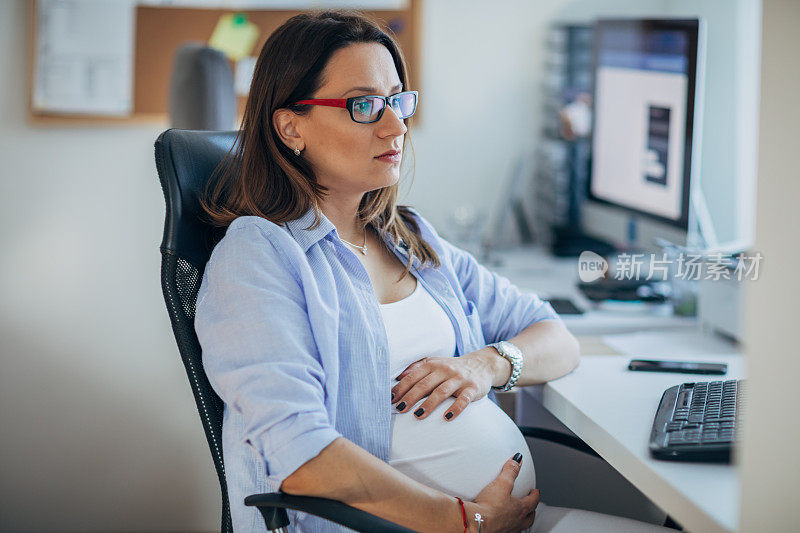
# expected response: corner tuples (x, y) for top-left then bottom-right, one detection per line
(388, 395), (536, 502)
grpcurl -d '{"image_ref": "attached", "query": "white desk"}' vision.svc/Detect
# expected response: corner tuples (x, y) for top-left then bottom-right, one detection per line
(485, 246), (696, 336)
(522, 332), (743, 533)
(489, 245), (744, 531)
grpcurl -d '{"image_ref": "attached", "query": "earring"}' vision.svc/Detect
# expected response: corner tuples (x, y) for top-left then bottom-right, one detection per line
(293, 146), (301, 156)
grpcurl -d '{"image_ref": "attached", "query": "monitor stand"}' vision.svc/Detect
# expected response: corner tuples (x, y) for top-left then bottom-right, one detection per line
(550, 226), (616, 258)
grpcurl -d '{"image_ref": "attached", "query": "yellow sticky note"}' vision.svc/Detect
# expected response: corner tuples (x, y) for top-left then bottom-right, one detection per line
(208, 13), (259, 62)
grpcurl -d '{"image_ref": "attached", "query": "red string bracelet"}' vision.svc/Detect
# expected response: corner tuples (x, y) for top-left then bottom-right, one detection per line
(455, 496), (467, 533)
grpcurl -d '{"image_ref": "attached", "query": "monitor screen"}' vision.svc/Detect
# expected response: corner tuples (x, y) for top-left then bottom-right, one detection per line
(588, 19), (701, 230)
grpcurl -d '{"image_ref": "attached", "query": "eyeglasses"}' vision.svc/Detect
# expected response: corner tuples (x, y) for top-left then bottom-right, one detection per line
(293, 90), (418, 124)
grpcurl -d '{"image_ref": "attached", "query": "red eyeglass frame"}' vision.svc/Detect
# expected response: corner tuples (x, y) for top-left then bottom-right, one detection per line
(292, 90), (418, 124)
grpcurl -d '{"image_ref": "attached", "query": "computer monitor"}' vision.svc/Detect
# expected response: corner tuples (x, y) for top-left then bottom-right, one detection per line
(587, 19), (703, 232)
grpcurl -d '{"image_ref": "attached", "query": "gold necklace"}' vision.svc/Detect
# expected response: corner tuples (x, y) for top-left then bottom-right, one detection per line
(340, 227), (368, 255)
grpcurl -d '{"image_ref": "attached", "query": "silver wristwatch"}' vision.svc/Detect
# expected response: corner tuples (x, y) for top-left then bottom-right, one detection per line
(488, 340), (523, 391)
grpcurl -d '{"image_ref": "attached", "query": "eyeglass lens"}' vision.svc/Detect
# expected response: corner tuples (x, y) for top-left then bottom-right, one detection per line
(351, 92), (416, 123)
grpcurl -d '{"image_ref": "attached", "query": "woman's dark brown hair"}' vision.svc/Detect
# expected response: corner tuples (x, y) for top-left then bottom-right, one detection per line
(199, 9), (440, 280)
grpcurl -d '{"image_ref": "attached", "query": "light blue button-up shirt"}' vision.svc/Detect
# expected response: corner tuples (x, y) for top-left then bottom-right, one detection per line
(194, 206), (560, 532)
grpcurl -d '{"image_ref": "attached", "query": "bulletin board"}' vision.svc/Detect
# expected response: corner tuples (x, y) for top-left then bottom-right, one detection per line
(28, 0), (421, 125)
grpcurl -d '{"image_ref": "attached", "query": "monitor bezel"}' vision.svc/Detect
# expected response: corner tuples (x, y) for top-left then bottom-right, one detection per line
(586, 18), (701, 231)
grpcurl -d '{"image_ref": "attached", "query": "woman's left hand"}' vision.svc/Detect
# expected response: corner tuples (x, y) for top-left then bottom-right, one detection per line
(390, 348), (509, 421)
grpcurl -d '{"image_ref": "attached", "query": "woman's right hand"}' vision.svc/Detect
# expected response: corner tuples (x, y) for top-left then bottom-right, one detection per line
(466, 454), (540, 533)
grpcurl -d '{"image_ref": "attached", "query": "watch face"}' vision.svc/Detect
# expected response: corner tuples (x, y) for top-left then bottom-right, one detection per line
(498, 341), (523, 362)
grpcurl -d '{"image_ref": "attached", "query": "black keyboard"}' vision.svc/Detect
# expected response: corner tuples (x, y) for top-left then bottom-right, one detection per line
(649, 379), (745, 462)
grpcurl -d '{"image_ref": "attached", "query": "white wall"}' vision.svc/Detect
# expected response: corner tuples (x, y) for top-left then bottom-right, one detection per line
(739, 0), (800, 530)
(0, 1), (571, 530)
(406, 0), (567, 234)
(0, 1), (220, 530)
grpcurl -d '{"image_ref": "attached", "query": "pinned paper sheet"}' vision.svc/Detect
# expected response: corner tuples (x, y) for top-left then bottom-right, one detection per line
(208, 13), (259, 62)
(33, 0), (135, 115)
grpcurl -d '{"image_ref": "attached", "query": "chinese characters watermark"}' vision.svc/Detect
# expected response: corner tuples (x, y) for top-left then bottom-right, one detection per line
(578, 250), (762, 283)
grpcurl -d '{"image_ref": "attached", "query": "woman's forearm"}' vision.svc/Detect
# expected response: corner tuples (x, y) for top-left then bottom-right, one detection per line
(512, 319), (580, 385)
(280, 437), (472, 532)
(476, 319), (580, 387)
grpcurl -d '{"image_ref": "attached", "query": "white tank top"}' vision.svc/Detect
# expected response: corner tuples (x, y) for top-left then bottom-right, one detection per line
(379, 277), (536, 501)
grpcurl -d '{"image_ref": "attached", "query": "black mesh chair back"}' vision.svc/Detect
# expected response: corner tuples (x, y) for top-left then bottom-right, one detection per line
(156, 128), (235, 533)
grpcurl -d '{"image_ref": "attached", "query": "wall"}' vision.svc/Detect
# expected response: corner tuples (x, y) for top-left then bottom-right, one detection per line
(406, 0), (567, 234)
(0, 0), (569, 530)
(0, 0), (221, 530)
(739, 0), (800, 530)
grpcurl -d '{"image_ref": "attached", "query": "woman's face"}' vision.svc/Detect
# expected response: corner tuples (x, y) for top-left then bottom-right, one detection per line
(288, 42), (408, 198)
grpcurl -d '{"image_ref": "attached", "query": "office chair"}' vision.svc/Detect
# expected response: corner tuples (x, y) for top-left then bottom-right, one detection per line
(155, 128), (601, 533)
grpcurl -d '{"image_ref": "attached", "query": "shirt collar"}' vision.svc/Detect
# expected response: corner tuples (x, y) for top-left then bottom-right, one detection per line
(283, 206), (408, 254)
(283, 207), (337, 253)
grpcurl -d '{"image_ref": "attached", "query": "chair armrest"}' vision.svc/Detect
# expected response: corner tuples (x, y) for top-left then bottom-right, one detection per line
(244, 492), (419, 533)
(516, 425), (601, 459)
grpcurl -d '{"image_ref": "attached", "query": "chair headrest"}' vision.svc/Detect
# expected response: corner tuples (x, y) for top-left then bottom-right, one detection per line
(156, 128), (236, 269)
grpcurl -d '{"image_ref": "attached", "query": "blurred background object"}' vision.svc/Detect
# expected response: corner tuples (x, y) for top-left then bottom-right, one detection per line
(533, 24), (614, 258)
(208, 12), (260, 62)
(169, 42), (236, 130)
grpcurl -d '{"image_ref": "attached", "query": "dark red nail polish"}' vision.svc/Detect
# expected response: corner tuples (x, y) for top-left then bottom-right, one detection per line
(391, 392), (395, 401)
(396, 401), (406, 411)
(414, 407), (424, 417)
(445, 412), (453, 420)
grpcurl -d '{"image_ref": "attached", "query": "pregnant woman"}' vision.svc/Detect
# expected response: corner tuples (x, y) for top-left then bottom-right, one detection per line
(195, 11), (674, 533)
